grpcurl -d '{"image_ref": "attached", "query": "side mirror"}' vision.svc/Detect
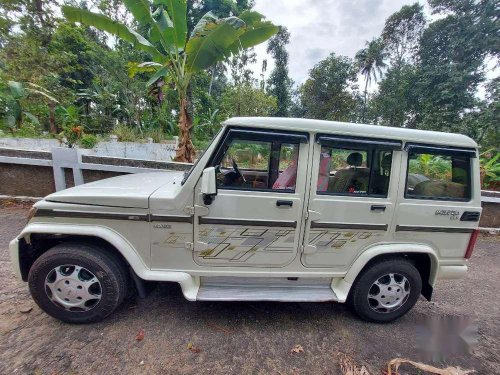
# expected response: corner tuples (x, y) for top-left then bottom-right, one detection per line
(201, 167), (217, 205)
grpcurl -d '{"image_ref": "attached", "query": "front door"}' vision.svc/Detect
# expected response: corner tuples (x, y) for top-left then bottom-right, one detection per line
(302, 135), (401, 270)
(193, 128), (309, 267)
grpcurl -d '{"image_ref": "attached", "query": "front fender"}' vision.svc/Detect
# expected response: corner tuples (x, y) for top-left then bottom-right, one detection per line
(17, 222), (148, 275)
(13, 223), (200, 300)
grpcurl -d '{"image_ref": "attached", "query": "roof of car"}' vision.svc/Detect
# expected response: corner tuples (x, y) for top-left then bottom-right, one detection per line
(223, 117), (478, 148)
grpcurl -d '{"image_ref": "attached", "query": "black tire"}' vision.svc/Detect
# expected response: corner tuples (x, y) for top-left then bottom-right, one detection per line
(349, 258), (422, 323)
(28, 242), (129, 324)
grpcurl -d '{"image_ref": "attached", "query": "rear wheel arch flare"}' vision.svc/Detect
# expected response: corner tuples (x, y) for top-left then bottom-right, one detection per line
(347, 251), (436, 301)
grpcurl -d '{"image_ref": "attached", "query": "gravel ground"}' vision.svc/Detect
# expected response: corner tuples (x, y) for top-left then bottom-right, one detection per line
(0, 205), (499, 375)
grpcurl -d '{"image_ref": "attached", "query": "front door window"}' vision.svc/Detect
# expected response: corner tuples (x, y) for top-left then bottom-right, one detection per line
(214, 136), (301, 192)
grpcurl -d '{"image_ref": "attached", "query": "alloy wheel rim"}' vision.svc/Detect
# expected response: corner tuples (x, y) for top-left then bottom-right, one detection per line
(44, 265), (102, 312)
(367, 273), (410, 314)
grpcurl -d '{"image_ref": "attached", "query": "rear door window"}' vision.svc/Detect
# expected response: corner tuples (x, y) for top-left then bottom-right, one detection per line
(316, 144), (394, 197)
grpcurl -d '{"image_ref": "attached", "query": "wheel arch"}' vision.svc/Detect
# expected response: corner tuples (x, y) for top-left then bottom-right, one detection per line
(16, 223), (147, 282)
(343, 243), (439, 301)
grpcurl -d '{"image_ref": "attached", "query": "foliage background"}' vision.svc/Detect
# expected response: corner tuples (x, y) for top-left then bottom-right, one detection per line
(0, 0), (498, 186)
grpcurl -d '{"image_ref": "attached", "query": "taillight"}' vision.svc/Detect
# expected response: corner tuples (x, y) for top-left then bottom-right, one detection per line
(464, 229), (480, 259)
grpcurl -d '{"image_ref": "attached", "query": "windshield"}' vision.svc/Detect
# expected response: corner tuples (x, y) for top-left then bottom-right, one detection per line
(181, 128), (223, 185)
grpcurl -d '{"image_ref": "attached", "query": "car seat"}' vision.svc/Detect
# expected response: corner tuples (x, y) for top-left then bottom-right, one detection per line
(272, 162), (297, 189)
(413, 180), (465, 198)
(317, 154), (331, 191)
(328, 152), (369, 193)
(371, 153), (392, 195)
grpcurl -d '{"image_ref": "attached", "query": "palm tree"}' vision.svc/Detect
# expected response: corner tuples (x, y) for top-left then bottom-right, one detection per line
(63, 0), (277, 162)
(355, 38), (387, 122)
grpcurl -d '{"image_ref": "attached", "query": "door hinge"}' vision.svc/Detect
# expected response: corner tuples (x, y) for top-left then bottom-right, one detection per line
(184, 206), (195, 215)
(304, 211), (309, 220)
(185, 242), (194, 250)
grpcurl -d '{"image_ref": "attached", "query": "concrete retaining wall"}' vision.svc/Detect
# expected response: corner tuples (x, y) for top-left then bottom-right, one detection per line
(0, 137), (178, 162)
(0, 146), (191, 198)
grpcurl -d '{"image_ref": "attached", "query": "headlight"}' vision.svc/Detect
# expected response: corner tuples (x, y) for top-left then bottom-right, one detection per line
(26, 207), (37, 223)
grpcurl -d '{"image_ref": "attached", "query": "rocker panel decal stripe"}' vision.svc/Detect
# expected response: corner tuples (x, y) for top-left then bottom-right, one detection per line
(396, 225), (474, 233)
(35, 209), (193, 223)
(310, 222), (388, 231)
(150, 215), (193, 223)
(35, 209), (147, 221)
(199, 217), (297, 228)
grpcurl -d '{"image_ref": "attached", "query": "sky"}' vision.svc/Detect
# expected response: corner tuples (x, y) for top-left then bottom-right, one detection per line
(250, 0), (427, 87)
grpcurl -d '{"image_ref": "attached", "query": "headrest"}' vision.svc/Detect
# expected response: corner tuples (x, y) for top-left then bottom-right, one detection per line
(347, 152), (363, 167)
(318, 154), (331, 176)
(381, 154), (392, 170)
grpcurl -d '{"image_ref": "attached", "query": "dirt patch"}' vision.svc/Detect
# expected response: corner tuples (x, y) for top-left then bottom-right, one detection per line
(0, 207), (499, 374)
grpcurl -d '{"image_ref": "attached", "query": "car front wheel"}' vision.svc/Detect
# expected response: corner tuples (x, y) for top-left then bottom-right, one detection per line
(350, 258), (422, 323)
(28, 242), (129, 324)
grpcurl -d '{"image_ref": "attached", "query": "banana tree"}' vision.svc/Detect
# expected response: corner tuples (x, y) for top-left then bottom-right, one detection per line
(63, 1), (278, 162)
(1, 81), (59, 133)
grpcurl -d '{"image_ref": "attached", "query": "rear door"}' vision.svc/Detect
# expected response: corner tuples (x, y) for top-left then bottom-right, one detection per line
(395, 144), (481, 259)
(193, 128), (310, 267)
(302, 135), (402, 270)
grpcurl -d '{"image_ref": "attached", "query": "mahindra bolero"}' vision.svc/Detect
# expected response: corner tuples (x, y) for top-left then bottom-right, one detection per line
(10, 117), (482, 323)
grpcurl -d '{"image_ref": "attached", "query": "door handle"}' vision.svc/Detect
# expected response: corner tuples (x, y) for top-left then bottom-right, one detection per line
(276, 200), (293, 207)
(371, 205), (386, 211)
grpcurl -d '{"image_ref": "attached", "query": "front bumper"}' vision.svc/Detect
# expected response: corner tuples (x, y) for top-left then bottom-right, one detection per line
(9, 237), (23, 281)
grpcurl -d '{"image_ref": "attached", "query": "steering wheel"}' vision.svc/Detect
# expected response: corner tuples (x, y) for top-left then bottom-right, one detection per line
(232, 158), (247, 183)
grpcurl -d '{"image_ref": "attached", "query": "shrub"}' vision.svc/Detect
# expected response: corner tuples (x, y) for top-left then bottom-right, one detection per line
(112, 123), (140, 142)
(143, 128), (171, 143)
(79, 134), (98, 149)
(480, 149), (500, 190)
(14, 121), (42, 138)
(58, 125), (83, 148)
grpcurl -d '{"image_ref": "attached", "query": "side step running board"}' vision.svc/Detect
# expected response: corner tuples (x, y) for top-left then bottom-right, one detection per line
(196, 277), (338, 302)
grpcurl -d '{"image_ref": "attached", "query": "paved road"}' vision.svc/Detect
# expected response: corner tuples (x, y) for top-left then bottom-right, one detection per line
(0, 205), (499, 374)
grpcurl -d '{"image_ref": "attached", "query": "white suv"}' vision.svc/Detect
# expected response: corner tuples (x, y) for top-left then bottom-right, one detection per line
(10, 117), (482, 323)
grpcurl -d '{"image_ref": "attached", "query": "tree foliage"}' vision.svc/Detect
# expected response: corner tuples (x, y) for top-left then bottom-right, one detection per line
(266, 26), (292, 117)
(0, 0), (497, 177)
(355, 38), (387, 121)
(62, 1), (278, 161)
(370, 0), (499, 141)
(299, 53), (359, 122)
(381, 3), (425, 67)
(221, 83), (276, 118)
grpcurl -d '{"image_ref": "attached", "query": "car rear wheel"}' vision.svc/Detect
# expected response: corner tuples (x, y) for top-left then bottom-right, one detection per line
(350, 258), (422, 323)
(28, 242), (129, 324)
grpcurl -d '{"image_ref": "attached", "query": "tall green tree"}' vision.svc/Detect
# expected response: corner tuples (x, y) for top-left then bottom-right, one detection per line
(221, 83), (276, 118)
(381, 3), (425, 68)
(266, 26), (291, 117)
(63, 0), (278, 162)
(355, 38), (387, 122)
(416, 0), (499, 133)
(0, 0), (60, 46)
(229, 48), (257, 85)
(370, 63), (419, 127)
(299, 53), (359, 122)
(371, 3), (425, 128)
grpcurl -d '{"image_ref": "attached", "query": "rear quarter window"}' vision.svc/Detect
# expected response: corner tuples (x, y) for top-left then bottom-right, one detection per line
(405, 149), (472, 201)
